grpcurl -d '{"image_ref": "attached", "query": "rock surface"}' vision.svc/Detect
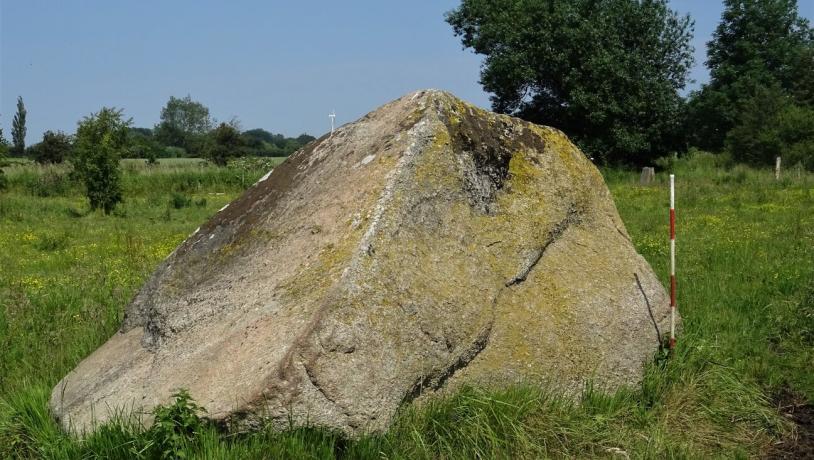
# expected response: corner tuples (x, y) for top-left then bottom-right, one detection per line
(50, 90), (675, 436)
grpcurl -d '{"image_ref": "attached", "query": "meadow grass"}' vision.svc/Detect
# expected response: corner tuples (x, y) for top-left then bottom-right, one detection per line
(0, 153), (812, 458)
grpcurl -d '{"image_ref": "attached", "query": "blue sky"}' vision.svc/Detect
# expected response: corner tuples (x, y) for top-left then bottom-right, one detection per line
(1, 1), (812, 144)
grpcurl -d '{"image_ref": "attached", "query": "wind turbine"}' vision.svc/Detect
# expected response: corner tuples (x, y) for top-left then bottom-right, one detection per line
(329, 110), (336, 136)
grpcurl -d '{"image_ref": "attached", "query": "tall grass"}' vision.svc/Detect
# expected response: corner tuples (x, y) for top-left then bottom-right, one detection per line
(2, 157), (286, 197)
(1, 152), (812, 458)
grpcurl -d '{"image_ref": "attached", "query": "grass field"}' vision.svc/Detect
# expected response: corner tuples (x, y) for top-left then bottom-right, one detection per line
(0, 153), (812, 458)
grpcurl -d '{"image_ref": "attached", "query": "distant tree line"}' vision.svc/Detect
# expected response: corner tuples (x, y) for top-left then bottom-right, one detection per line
(447, 0), (814, 169)
(2, 94), (315, 166)
(0, 94), (315, 212)
(140, 95), (315, 162)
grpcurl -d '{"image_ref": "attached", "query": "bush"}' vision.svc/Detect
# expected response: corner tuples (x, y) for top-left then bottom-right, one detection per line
(28, 131), (73, 164)
(73, 108), (130, 214)
(169, 192), (191, 209)
(148, 389), (206, 458)
(654, 148), (733, 173)
(206, 122), (244, 166)
(33, 232), (69, 251)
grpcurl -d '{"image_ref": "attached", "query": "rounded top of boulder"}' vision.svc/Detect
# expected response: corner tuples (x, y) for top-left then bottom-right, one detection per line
(51, 89), (675, 437)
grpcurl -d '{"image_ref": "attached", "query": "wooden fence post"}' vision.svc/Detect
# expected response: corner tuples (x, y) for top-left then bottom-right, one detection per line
(776, 156), (782, 180)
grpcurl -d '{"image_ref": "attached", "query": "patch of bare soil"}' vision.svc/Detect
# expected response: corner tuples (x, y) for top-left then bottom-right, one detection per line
(768, 388), (814, 459)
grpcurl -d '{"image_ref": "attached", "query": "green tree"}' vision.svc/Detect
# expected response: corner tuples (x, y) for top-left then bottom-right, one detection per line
(446, 0), (694, 165)
(11, 96), (27, 156)
(726, 84), (814, 169)
(73, 108), (131, 214)
(154, 95), (212, 156)
(206, 121), (244, 166)
(688, 0), (814, 151)
(296, 133), (316, 145)
(126, 127), (162, 164)
(241, 129), (314, 156)
(242, 128), (275, 144)
(779, 104), (814, 169)
(28, 130), (73, 164)
(0, 127), (8, 159)
(0, 127), (7, 189)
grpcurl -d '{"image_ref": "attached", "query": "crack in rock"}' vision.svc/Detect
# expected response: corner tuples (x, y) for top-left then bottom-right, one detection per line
(302, 360), (351, 418)
(505, 208), (582, 287)
(401, 321), (494, 405)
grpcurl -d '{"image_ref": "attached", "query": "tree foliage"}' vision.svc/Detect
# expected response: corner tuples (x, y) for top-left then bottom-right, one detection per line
(206, 121), (244, 166)
(0, 127), (8, 159)
(296, 133), (316, 145)
(11, 96), (27, 157)
(446, 0), (694, 165)
(726, 84), (814, 169)
(28, 130), (73, 164)
(73, 108), (131, 213)
(0, 128), (7, 190)
(688, 0), (814, 151)
(126, 127), (162, 164)
(154, 95), (212, 156)
(241, 129), (314, 156)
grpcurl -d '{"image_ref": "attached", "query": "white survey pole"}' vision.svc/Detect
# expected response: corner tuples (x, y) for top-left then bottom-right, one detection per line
(669, 174), (676, 349)
(329, 110), (336, 136)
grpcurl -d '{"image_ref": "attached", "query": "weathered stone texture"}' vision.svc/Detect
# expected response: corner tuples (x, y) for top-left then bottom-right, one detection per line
(51, 90), (674, 436)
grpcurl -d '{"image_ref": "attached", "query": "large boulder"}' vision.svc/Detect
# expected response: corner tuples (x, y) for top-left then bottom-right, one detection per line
(51, 90), (674, 436)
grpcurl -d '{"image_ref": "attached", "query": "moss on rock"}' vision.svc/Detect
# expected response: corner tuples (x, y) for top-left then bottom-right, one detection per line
(50, 90), (674, 438)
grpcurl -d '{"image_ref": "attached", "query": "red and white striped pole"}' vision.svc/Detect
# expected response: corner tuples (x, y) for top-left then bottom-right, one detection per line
(669, 174), (677, 350)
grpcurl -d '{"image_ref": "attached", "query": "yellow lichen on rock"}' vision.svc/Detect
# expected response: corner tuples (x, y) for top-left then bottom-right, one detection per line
(50, 89), (674, 438)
